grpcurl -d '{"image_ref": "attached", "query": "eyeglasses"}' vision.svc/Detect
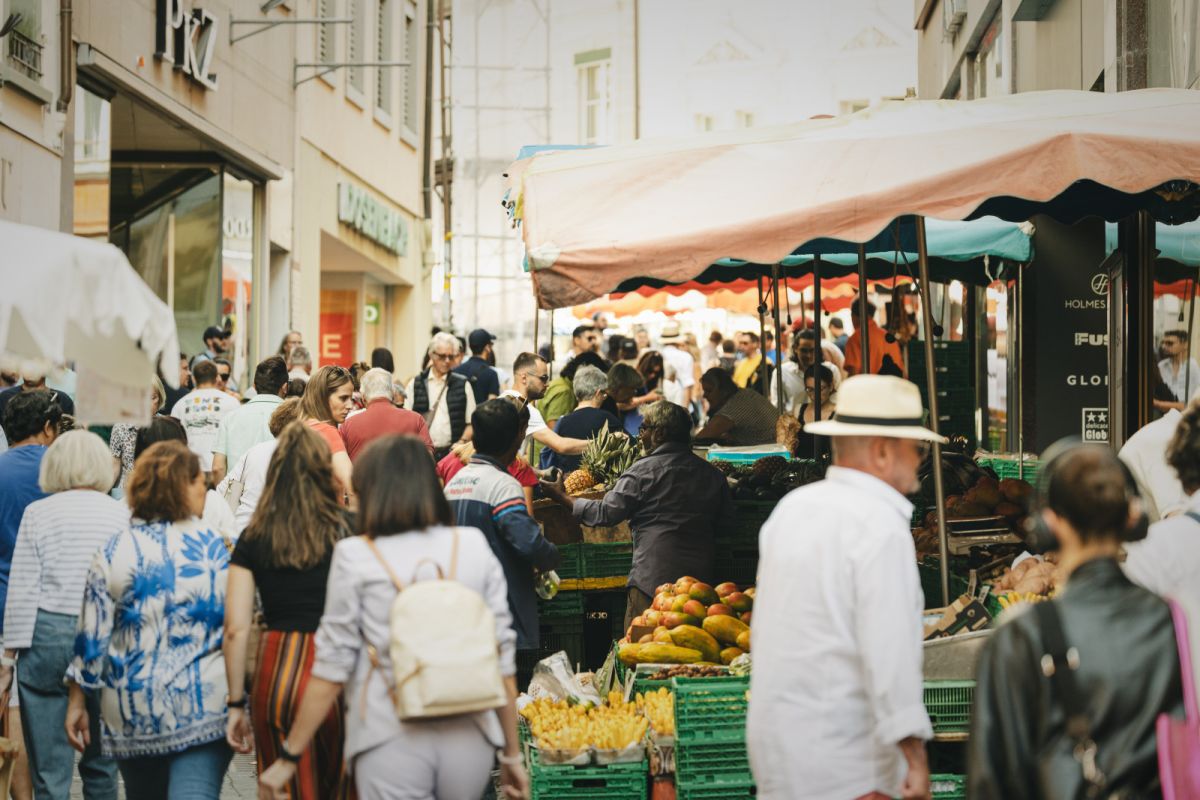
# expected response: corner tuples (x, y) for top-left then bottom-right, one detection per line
(430, 352), (455, 362)
(217, 372), (230, 381)
(531, 373), (550, 382)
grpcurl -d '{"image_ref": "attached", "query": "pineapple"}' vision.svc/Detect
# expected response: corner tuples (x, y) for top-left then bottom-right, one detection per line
(564, 428), (639, 494)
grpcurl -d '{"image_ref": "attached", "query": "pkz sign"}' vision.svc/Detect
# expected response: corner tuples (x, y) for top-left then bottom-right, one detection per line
(338, 183), (408, 256)
(155, 0), (219, 91)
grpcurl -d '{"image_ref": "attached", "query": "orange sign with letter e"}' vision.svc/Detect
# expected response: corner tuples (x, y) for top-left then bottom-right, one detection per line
(319, 289), (357, 367)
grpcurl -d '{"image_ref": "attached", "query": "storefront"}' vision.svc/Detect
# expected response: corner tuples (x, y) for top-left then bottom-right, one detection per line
(296, 140), (430, 379)
(68, 0), (295, 389)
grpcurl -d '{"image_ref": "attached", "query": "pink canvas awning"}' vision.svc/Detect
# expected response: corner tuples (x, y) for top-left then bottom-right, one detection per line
(514, 89), (1200, 308)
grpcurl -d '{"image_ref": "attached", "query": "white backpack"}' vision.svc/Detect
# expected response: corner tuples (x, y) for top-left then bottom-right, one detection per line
(363, 530), (508, 720)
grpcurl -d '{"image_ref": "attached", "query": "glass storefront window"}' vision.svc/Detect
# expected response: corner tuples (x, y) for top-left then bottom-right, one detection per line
(73, 87), (111, 240)
(1148, 0), (1200, 89)
(222, 174), (256, 389)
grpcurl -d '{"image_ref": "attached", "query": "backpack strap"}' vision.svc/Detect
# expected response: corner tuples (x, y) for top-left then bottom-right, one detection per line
(363, 536), (405, 592)
(448, 527), (459, 580)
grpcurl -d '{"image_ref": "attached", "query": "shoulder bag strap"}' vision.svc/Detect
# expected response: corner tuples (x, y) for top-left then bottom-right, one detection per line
(1167, 598), (1199, 723)
(448, 527), (460, 580)
(424, 377), (450, 427)
(1034, 601), (1107, 793)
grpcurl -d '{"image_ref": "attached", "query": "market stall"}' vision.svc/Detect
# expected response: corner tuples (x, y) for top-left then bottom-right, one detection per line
(506, 89), (1200, 799)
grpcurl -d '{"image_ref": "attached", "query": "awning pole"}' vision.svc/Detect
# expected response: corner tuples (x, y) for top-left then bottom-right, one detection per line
(772, 263), (785, 411)
(1186, 273), (1196, 402)
(858, 243), (871, 374)
(813, 255), (823, 460)
(533, 299), (540, 352)
(917, 217), (950, 606)
(549, 308), (556, 378)
(758, 275), (768, 396)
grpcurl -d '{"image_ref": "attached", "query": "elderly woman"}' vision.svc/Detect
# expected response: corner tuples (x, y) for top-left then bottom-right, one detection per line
(109, 376), (167, 492)
(0, 432), (125, 799)
(65, 441), (235, 799)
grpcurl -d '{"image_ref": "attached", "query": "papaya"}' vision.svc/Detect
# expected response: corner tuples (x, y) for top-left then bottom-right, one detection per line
(653, 627), (674, 644)
(662, 612), (701, 629)
(688, 582), (720, 605)
(714, 581), (739, 598)
(725, 592), (753, 613)
(681, 599), (707, 619)
(736, 630), (751, 652)
(667, 624), (721, 662)
(702, 614), (750, 646)
(674, 576), (699, 595)
(740, 611), (752, 625)
(644, 609), (662, 626)
(720, 646), (744, 665)
(744, 587), (755, 599)
(655, 583), (674, 596)
(618, 643), (642, 667)
(670, 595), (691, 613)
(638, 633), (653, 643)
(707, 603), (735, 617)
(631, 643), (703, 665)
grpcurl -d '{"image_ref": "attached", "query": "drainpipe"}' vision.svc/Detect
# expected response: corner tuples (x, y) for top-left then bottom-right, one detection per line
(421, 0), (434, 219)
(57, 0), (73, 112)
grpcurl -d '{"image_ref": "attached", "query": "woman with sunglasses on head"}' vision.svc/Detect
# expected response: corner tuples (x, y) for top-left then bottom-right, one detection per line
(792, 365), (837, 461)
(298, 366), (356, 504)
(223, 423), (353, 799)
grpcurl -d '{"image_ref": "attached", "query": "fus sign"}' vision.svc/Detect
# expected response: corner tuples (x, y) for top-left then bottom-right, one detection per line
(155, 0), (219, 91)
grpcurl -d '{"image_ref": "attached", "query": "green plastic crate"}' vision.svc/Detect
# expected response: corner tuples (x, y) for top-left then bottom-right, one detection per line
(930, 773), (966, 800)
(673, 676), (750, 744)
(676, 740), (755, 791)
(540, 590), (586, 619)
(924, 680), (975, 735)
(676, 782), (756, 800)
(977, 455), (1040, 484)
(918, 561), (970, 610)
(723, 500), (777, 542)
(582, 542), (634, 579)
(556, 543), (584, 582)
(528, 749), (648, 800)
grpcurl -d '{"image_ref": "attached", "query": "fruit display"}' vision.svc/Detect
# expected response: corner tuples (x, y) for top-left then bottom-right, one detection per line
(622, 577), (753, 664)
(521, 691), (649, 751)
(912, 473), (1035, 555)
(565, 428), (640, 494)
(995, 591), (1053, 609)
(635, 687), (674, 736)
(716, 457), (826, 501)
(642, 665), (728, 681)
(991, 555), (1060, 596)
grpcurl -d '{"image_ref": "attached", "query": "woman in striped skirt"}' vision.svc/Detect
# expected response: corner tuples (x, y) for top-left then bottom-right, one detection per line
(223, 422), (353, 798)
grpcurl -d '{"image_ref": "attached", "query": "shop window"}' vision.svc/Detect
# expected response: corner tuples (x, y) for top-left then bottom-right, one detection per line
(73, 87), (111, 240)
(403, 0), (418, 134)
(1148, 0), (1200, 89)
(222, 174), (256, 390)
(375, 0), (394, 117)
(348, 0), (365, 97)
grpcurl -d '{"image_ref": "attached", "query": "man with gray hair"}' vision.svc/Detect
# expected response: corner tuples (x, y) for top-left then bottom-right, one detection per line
(405, 332), (476, 459)
(341, 367), (435, 461)
(543, 400), (733, 627)
(287, 345), (313, 381)
(542, 365), (621, 473)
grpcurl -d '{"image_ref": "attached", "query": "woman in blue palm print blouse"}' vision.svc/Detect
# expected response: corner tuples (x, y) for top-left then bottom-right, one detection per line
(65, 440), (236, 799)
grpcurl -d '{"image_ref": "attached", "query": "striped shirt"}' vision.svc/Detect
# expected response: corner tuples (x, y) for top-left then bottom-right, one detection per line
(3, 490), (131, 649)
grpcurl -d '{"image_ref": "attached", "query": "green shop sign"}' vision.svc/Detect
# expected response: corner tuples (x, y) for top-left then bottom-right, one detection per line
(338, 183), (407, 256)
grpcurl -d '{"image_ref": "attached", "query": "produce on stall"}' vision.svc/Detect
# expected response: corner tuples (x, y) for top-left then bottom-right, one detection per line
(564, 428), (641, 494)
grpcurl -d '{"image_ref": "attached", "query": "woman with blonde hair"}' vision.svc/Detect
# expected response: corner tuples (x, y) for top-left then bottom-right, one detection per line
(64, 440), (234, 799)
(299, 366), (355, 501)
(224, 422), (352, 799)
(0, 431), (124, 798)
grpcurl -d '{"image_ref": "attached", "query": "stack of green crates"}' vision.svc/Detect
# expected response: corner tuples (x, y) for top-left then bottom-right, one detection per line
(925, 680), (975, 739)
(518, 592), (587, 679)
(527, 749), (648, 800)
(712, 499), (774, 587)
(930, 773), (967, 800)
(580, 542), (634, 589)
(909, 340), (975, 446)
(672, 676), (755, 800)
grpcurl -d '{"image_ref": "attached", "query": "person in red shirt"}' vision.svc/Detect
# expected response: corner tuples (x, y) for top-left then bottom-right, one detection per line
(339, 368), (435, 461)
(436, 397), (537, 514)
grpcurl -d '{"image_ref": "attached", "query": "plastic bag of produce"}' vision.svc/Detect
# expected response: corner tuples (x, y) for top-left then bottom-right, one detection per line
(529, 651), (603, 709)
(538, 748), (592, 766)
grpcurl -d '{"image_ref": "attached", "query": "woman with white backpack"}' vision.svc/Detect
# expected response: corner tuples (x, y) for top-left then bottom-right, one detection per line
(258, 434), (528, 800)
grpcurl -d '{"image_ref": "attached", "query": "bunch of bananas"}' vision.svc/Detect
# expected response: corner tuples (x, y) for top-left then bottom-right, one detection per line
(635, 687), (674, 736)
(996, 590), (1053, 609)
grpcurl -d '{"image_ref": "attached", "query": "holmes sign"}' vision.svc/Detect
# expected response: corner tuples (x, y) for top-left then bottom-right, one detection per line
(156, 0), (219, 91)
(338, 184), (408, 256)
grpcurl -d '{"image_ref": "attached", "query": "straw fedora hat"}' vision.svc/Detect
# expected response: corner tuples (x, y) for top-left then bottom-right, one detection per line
(805, 374), (948, 443)
(659, 322), (686, 344)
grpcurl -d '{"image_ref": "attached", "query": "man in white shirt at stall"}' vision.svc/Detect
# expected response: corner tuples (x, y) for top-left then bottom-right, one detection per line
(502, 352), (588, 463)
(659, 322), (697, 407)
(1158, 329), (1200, 410)
(748, 374), (937, 800)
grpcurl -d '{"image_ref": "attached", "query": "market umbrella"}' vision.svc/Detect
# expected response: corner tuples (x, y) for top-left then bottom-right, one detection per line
(0, 220), (180, 425)
(512, 89), (1200, 310)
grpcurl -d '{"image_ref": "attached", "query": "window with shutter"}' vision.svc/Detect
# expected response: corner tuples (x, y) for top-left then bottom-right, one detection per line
(403, 1), (418, 133)
(376, 0), (393, 114)
(348, 0), (364, 95)
(318, 0), (334, 65)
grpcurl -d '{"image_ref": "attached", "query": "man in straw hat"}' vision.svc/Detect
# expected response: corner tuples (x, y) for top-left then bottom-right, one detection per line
(746, 374), (941, 800)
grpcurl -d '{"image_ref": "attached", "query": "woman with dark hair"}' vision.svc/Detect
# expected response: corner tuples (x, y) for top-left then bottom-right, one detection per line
(793, 364), (837, 459)
(623, 351), (666, 435)
(223, 422), (352, 799)
(370, 348), (395, 374)
(298, 365), (355, 501)
(64, 441), (235, 799)
(969, 444), (1184, 799)
(135, 416), (236, 533)
(258, 435), (526, 800)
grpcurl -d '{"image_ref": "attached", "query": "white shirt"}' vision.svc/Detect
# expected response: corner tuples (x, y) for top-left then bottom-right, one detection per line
(3, 490), (131, 650)
(662, 345), (695, 390)
(403, 372), (478, 448)
(230, 439), (278, 532)
(170, 388), (238, 472)
(1158, 357), (1200, 404)
(1119, 410), (1186, 521)
(1124, 491), (1200, 608)
(501, 389), (546, 453)
(769, 361), (807, 416)
(700, 342), (721, 373)
(747, 467), (932, 800)
(202, 489), (237, 535)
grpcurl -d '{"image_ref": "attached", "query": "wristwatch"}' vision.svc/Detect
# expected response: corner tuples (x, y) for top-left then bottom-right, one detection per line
(278, 741), (302, 764)
(0, 656), (15, 668)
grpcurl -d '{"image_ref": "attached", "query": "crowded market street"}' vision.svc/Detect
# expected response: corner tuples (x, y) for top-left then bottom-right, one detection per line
(3, 2), (1200, 799)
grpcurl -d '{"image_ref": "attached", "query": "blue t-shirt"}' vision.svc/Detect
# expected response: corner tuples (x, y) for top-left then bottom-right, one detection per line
(0, 445), (48, 624)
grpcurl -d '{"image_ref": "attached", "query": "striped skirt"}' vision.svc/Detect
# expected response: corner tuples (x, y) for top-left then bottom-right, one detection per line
(252, 629), (354, 799)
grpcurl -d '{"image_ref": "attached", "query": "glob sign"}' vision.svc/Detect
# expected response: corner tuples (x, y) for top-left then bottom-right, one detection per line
(155, 0), (219, 91)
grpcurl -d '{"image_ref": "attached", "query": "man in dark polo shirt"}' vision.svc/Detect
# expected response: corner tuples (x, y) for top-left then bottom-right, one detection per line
(340, 368), (435, 460)
(454, 328), (501, 404)
(542, 400), (734, 627)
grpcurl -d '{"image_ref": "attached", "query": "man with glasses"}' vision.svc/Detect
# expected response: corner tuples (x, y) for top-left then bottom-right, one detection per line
(169, 359), (238, 482)
(747, 375), (939, 800)
(211, 357), (239, 400)
(405, 332), (476, 460)
(502, 353), (588, 461)
(1157, 329), (1200, 411)
(189, 325), (239, 393)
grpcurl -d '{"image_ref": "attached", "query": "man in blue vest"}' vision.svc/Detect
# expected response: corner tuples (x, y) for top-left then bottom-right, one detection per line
(404, 331), (475, 459)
